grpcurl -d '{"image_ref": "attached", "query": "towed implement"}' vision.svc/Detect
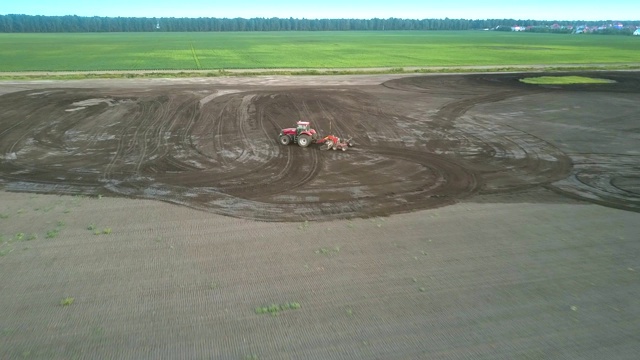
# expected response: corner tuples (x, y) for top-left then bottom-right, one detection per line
(316, 135), (354, 151)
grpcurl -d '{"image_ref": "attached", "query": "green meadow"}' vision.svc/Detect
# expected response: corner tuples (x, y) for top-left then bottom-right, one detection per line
(1, 31), (639, 72)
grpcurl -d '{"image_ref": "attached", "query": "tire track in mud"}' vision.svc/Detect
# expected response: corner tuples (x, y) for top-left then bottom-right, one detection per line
(221, 94), (323, 198)
(382, 73), (638, 211)
(549, 154), (640, 212)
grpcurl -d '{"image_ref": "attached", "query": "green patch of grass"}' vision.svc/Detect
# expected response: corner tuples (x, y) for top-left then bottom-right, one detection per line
(45, 229), (60, 238)
(1, 327), (17, 336)
(2, 32), (640, 74)
(26, 234), (37, 241)
(56, 220), (65, 227)
(520, 75), (615, 84)
(88, 224), (111, 235)
(60, 297), (75, 306)
(0, 213), (9, 219)
(0, 247), (14, 256)
(14, 233), (25, 241)
(314, 246), (340, 255)
(255, 302), (301, 316)
(297, 220), (310, 230)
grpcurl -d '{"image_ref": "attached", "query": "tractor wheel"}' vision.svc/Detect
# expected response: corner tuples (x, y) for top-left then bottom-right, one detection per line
(298, 134), (311, 148)
(278, 134), (291, 146)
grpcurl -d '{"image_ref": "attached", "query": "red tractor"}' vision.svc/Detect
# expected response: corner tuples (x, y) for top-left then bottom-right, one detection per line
(278, 121), (320, 148)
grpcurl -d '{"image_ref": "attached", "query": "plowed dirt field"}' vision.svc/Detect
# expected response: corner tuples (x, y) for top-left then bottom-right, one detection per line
(1, 73), (639, 359)
(1, 72), (638, 220)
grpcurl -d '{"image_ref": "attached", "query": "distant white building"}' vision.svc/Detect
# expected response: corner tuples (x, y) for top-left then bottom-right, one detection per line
(634, 29), (640, 35)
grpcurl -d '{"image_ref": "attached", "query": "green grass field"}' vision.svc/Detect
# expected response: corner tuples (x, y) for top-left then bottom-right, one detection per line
(1, 31), (639, 72)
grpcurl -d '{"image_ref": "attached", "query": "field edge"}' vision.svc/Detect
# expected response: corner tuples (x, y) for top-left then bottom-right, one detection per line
(2, 63), (640, 80)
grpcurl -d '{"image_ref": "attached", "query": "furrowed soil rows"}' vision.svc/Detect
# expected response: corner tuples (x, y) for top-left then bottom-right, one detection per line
(1, 72), (638, 220)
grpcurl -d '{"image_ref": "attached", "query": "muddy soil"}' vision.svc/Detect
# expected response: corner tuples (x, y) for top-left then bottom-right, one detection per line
(1, 72), (638, 221)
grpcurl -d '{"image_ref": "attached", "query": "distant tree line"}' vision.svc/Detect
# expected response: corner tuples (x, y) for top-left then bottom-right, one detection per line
(0, 14), (637, 33)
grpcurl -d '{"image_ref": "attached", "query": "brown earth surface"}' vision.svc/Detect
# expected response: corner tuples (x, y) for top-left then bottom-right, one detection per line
(1, 72), (638, 220)
(0, 73), (639, 359)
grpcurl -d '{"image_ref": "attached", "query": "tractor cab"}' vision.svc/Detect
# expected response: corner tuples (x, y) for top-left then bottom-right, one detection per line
(296, 121), (311, 135)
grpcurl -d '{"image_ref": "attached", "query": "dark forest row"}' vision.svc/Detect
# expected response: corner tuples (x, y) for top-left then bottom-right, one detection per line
(1, 14), (638, 33)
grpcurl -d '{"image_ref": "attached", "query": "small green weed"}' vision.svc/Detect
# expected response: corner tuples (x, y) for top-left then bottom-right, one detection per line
(27, 234), (37, 241)
(255, 302), (301, 316)
(0, 213), (8, 219)
(14, 233), (25, 241)
(60, 297), (75, 306)
(314, 246), (340, 255)
(56, 220), (65, 227)
(297, 220), (310, 230)
(0, 247), (14, 256)
(89, 224), (112, 235)
(46, 229), (60, 238)
(2, 327), (17, 336)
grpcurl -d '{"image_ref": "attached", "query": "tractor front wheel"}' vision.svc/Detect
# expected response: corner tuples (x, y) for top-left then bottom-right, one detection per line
(298, 134), (311, 148)
(278, 134), (291, 146)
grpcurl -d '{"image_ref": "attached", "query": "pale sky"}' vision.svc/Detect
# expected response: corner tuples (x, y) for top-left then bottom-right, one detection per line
(1, 0), (638, 21)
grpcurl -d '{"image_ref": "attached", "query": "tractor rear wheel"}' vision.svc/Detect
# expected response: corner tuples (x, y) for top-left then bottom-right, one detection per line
(298, 134), (311, 147)
(278, 134), (291, 145)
